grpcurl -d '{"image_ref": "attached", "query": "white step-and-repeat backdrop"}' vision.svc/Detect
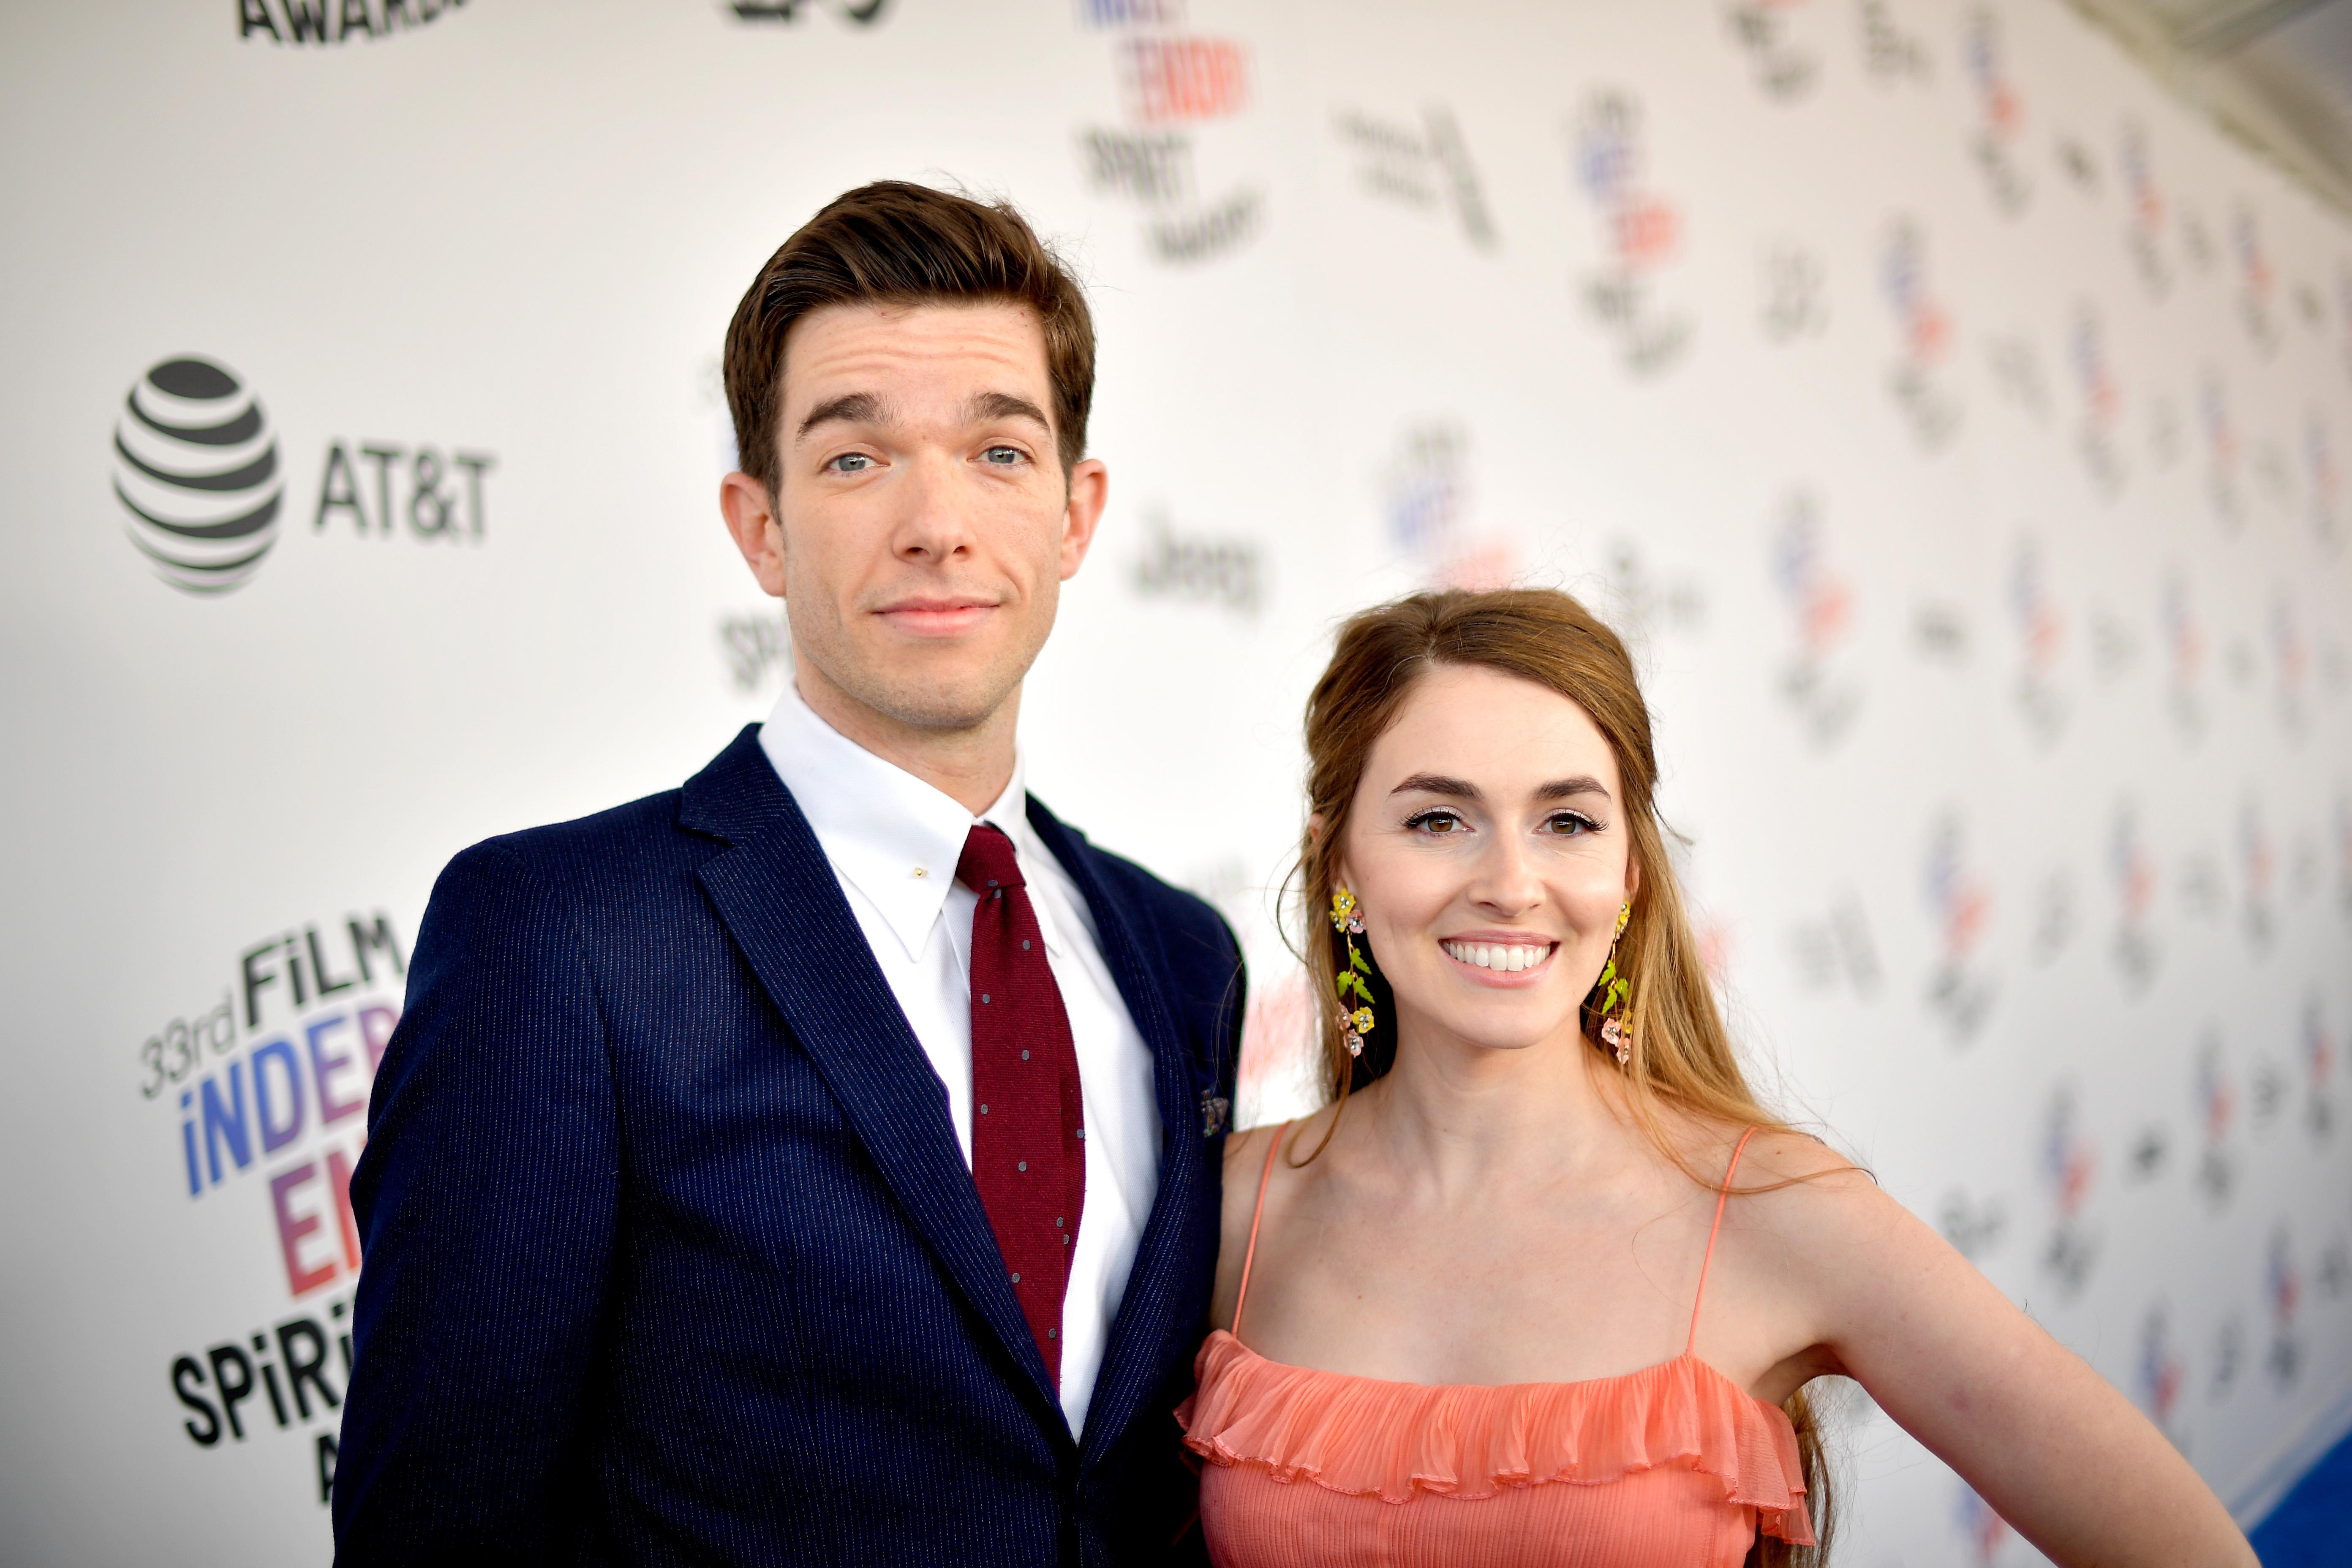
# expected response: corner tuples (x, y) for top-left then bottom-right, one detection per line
(4, 1), (2349, 1562)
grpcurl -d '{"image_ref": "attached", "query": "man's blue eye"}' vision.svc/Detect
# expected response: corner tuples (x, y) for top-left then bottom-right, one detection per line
(984, 446), (1024, 465)
(832, 453), (872, 472)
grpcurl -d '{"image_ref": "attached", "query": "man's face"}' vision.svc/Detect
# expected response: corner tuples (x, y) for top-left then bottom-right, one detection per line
(724, 300), (1105, 735)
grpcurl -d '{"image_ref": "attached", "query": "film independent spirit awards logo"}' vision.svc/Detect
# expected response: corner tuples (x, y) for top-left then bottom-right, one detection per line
(112, 357), (284, 595)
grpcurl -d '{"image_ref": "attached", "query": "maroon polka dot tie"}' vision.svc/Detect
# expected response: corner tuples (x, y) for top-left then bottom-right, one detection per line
(958, 823), (1086, 1385)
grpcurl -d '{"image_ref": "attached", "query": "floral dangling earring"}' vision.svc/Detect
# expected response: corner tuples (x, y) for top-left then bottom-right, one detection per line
(1329, 888), (1375, 1057)
(1595, 901), (1635, 1066)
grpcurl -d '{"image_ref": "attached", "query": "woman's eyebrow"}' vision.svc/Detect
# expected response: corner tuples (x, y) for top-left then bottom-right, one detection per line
(1535, 776), (1611, 801)
(1390, 772), (1481, 799)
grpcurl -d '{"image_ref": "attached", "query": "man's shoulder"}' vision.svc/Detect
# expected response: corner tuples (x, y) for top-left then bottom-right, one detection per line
(1037, 810), (1235, 961)
(432, 785), (704, 919)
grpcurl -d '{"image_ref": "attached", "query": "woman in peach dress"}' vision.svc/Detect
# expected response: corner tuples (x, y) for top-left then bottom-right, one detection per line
(1178, 589), (2253, 1567)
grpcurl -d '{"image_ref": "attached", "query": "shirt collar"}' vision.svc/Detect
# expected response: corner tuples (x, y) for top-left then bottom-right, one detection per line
(758, 677), (1060, 963)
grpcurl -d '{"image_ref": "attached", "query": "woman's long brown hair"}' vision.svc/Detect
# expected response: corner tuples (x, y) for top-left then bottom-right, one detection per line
(1290, 588), (1838, 1565)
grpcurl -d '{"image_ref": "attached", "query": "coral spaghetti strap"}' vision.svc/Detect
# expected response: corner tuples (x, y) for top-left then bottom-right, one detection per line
(1230, 1126), (1282, 1339)
(1177, 1122), (1812, 1565)
(1688, 1125), (1759, 1357)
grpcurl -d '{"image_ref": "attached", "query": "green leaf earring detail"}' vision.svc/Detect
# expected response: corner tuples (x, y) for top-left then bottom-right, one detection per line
(1329, 888), (1375, 1057)
(1595, 901), (1635, 1066)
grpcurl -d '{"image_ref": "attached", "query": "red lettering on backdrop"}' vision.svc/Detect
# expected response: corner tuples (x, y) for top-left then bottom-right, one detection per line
(270, 1162), (339, 1296)
(326, 1145), (363, 1272)
(307, 1013), (367, 1124)
(1122, 38), (1249, 123)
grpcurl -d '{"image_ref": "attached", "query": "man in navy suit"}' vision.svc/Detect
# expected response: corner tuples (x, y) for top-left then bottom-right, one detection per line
(332, 182), (1244, 1566)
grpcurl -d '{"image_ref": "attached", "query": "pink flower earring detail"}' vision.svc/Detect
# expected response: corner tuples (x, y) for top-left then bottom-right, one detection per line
(1329, 888), (1375, 1058)
(1594, 901), (1635, 1066)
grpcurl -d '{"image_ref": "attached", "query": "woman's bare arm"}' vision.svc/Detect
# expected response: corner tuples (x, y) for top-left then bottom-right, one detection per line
(1759, 1148), (2254, 1568)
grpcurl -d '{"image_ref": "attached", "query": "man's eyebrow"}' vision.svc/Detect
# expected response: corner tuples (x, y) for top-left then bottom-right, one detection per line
(1535, 776), (1611, 802)
(1390, 773), (1481, 800)
(796, 392), (887, 441)
(966, 391), (1053, 431)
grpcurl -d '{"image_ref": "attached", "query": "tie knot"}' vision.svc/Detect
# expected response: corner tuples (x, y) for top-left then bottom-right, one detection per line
(957, 823), (1026, 895)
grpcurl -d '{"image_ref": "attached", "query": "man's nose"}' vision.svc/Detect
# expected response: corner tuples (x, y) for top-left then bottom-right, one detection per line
(889, 449), (977, 562)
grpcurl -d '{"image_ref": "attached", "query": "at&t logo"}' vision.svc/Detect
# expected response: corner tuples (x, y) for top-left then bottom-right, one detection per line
(112, 358), (284, 595)
(109, 353), (496, 597)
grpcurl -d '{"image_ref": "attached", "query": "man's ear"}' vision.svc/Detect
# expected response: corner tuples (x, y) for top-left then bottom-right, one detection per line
(1057, 457), (1109, 581)
(720, 471), (789, 599)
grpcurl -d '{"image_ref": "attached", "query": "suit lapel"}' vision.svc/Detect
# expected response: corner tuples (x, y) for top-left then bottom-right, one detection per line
(681, 728), (1066, 1429)
(1025, 799), (1212, 1470)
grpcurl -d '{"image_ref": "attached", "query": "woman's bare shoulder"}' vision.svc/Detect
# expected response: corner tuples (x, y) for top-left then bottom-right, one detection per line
(1715, 1125), (1923, 1266)
(1222, 1121), (1281, 1179)
(1647, 1114), (1889, 1228)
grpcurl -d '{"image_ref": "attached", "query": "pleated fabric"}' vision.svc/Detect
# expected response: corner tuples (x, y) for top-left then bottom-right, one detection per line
(1176, 1327), (1813, 1566)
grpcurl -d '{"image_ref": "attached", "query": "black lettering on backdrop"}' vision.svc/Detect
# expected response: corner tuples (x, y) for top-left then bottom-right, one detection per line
(253, 1333), (292, 1427)
(316, 441), (494, 538)
(283, 0), (329, 44)
(242, 0), (471, 49)
(317, 1433), (338, 1505)
(242, 939), (280, 1030)
(349, 913), (406, 984)
(307, 927), (358, 997)
(172, 1356), (221, 1446)
(174, 1309), (351, 1453)
(316, 442), (365, 534)
(240, 0), (283, 41)
(277, 1320), (341, 1420)
(359, 444), (401, 534)
(410, 448), (453, 536)
(455, 452), (494, 537)
(206, 1343), (256, 1440)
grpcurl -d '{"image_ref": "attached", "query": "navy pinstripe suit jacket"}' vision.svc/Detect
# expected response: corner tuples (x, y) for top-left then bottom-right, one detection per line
(332, 726), (1244, 1566)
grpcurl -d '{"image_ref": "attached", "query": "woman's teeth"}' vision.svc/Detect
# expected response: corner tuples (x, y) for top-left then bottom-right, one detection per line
(1440, 941), (1553, 973)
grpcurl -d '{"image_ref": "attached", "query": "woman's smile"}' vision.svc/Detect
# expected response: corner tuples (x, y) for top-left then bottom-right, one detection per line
(1438, 934), (1559, 978)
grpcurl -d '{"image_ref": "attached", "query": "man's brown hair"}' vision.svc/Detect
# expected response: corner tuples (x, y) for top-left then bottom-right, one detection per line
(723, 181), (1097, 490)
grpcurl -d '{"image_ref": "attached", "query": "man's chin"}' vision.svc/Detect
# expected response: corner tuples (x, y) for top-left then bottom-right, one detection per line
(838, 662), (1019, 735)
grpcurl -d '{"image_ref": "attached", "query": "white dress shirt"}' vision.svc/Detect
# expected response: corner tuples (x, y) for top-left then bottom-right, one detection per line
(760, 678), (1162, 1435)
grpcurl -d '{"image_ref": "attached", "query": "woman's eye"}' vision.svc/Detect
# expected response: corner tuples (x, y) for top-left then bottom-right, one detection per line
(1409, 811), (1467, 834)
(1544, 813), (1596, 836)
(829, 453), (874, 473)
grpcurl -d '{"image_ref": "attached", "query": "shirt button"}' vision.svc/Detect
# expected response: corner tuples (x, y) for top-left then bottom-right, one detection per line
(1075, 1127), (1086, 1140)
(980, 994), (991, 1005)
(1022, 939), (1032, 950)
(1048, 1328), (1057, 1339)
(979, 1104), (989, 1115)
(1011, 1271), (1020, 1283)
(1021, 1050), (1030, 1061)
(1018, 1161), (1028, 1172)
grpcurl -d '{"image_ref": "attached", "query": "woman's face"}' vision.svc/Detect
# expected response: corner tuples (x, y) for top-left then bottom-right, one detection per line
(1335, 662), (1637, 1058)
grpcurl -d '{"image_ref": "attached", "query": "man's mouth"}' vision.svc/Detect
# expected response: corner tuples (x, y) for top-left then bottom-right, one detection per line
(875, 598), (997, 636)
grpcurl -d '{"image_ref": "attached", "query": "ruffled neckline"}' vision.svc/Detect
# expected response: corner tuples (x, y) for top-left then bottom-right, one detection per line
(1177, 1329), (1814, 1546)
